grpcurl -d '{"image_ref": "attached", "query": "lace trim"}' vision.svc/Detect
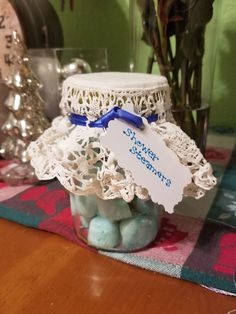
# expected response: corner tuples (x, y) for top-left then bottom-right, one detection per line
(60, 85), (173, 122)
(28, 117), (216, 205)
(151, 122), (217, 198)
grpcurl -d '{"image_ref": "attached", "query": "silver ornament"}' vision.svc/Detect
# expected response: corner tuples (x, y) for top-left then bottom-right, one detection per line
(0, 31), (50, 185)
(61, 58), (92, 79)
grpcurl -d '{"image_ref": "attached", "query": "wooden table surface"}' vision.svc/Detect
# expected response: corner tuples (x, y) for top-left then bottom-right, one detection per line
(0, 218), (235, 314)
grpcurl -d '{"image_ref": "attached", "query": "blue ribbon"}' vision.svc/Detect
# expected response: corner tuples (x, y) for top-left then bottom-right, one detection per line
(69, 106), (158, 129)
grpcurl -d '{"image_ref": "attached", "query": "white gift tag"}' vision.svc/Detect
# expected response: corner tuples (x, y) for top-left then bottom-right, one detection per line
(100, 111), (192, 213)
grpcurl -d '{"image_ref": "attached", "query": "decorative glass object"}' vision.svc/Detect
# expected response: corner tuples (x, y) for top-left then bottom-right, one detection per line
(0, 31), (49, 185)
(28, 72), (216, 252)
(28, 48), (109, 119)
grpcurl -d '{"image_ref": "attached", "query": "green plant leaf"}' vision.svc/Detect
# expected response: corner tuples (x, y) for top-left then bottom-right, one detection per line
(188, 0), (214, 30)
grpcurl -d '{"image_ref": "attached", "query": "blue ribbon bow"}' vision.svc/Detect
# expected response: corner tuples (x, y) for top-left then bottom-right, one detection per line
(69, 106), (158, 130)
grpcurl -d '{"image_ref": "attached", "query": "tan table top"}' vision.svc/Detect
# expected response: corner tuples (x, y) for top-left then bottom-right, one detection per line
(0, 218), (235, 314)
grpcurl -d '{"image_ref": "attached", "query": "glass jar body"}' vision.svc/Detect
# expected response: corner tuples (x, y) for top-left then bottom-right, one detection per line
(70, 193), (163, 252)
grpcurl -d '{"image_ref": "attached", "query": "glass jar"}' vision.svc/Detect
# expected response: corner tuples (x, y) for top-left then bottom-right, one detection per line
(28, 72), (216, 253)
(70, 193), (163, 251)
(28, 72), (172, 252)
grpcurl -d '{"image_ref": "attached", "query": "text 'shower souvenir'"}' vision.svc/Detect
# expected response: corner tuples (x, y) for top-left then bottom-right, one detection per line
(28, 72), (216, 252)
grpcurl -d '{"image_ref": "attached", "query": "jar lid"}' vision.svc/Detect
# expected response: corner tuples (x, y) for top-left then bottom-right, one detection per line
(60, 72), (172, 121)
(63, 72), (167, 89)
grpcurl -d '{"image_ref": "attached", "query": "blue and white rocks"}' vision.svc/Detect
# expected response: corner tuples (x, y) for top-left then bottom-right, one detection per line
(88, 216), (120, 249)
(120, 213), (158, 250)
(97, 197), (132, 221)
(131, 197), (158, 217)
(70, 193), (162, 251)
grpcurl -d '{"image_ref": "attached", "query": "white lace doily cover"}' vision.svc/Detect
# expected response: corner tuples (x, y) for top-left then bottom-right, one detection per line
(59, 72), (174, 123)
(28, 72), (216, 207)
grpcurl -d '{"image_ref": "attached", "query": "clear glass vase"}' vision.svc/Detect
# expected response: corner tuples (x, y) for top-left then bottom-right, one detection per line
(70, 193), (163, 252)
(129, 0), (221, 95)
(129, 0), (222, 149)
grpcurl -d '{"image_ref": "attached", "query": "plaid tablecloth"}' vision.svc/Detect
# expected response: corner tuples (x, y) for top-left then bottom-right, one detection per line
(0, 131), (236, 295)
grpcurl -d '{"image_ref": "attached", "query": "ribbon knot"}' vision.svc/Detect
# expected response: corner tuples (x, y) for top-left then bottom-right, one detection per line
(69, 106), (158, 129)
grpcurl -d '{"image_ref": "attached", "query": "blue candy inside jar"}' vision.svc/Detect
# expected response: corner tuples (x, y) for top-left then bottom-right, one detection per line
(70, 194), (163, 251)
